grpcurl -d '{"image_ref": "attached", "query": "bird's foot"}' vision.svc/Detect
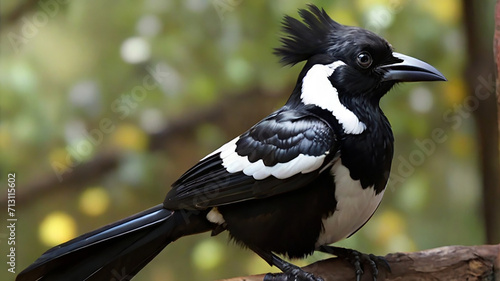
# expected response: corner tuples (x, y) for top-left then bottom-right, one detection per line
(319, 246), (390, 281)
(263, 263), (323, 281)
(250, 248), (323, 281)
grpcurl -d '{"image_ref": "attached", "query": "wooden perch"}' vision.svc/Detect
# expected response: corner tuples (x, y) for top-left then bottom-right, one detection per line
(219, 244), (500, 281)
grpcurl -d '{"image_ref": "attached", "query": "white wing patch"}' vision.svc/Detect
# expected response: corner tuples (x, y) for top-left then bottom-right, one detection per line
(208, 137), (326, 180)
(301, 61), (366, 135)
(207, 207), (225, 224)
(316, 160), (385, 247)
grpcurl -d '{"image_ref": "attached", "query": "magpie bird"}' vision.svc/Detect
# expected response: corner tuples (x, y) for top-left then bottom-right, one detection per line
(17, 5), (445, 281)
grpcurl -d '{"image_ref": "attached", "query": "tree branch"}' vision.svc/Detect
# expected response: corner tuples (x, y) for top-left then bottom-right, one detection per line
(2, 0), (41, 25)
(497, 0), (500, 131)
(463, 0), (500, 243)
(220, 244), (500, 281)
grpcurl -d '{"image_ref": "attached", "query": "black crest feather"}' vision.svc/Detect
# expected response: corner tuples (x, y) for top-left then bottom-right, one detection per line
(274, 4), (342, 66)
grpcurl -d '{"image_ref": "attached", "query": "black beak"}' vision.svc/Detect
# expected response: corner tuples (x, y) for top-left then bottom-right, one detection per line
(380, 52), (446, 82)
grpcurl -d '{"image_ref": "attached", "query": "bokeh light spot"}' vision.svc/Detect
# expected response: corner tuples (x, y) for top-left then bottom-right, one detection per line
(372, 209), (406, 245)
(39, 212), (77, 247)
(120, 37), (151, 64)
(49, 148), (72, 168)
(191, 239), (223, 270)
(79, 186), (110, 217)
(409, 87), (434, 113)
(112, 124), (147, 151)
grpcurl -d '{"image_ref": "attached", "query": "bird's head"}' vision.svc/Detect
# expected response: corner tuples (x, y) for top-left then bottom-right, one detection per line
(276, 5), (446, 111)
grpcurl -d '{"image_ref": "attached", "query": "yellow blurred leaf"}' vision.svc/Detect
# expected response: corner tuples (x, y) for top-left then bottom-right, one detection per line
(386, 233), (417, 252)
(418, 0), (461, 24)
(450, 133), (473, 158)
(245, 254), (277, 275)
(371, 209), (406, 245)
(325, 8), (359, 26)
(39, 212), (77, 247)
(191, 239), (224, 270)
(79, 186), (110, 216)
(112, 124), (147, 151)
(0, 124), (12, 149)
(49, 148), (73, 168)
(443, 78), (466, 106)
(356, 0), (408, 14)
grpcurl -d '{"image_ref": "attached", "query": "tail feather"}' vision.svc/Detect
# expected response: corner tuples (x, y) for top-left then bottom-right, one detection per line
(17, 205), (213, 281)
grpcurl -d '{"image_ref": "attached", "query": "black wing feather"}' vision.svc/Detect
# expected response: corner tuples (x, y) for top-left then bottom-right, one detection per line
(239, 110), (333, 165)
(164, 109), (338, 210)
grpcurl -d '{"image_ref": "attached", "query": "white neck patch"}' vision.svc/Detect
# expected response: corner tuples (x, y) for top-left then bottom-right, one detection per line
(300, 61), (366, 135)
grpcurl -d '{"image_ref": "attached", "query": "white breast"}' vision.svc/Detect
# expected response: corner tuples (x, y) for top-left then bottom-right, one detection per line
(316, 160), (385, 247)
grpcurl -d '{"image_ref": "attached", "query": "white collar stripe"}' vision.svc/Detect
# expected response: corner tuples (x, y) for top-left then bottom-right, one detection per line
(300, 61), (366, 135)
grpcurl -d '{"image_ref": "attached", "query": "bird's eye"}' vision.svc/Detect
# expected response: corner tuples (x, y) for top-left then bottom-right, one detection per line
(356, 52), (373, 69)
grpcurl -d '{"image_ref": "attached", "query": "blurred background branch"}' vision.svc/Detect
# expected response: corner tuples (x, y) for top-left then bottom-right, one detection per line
(1, 0), (40, 25)
(0, 88), (283, 206)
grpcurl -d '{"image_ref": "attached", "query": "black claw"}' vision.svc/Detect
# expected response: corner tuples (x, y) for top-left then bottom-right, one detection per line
(251, 248), (323, 281)
(376, 255), (392, 273)
(264, 273), (290, 281)
(356, 272), (361, 281)
(367, 253), (392, 278)
(264, 271), (323, 281)
(354, 258), (363, 281)
(263, 273), (276, 281)
(353, 253), (363, 276)
(365, 254), (378, 280)
(319, 246), (391, 281)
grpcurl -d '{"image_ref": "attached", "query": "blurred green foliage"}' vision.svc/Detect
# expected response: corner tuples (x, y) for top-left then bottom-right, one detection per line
(0, 0), (494, 280)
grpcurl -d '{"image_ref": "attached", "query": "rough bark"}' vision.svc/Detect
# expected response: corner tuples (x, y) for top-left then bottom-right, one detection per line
(220, 244), (500, 281)
(463, 0), (500, 244)
(495, 0), (500, 180)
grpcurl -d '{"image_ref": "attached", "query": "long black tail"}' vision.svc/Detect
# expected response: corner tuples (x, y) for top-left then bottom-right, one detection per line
(17, 205), (213, 281)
